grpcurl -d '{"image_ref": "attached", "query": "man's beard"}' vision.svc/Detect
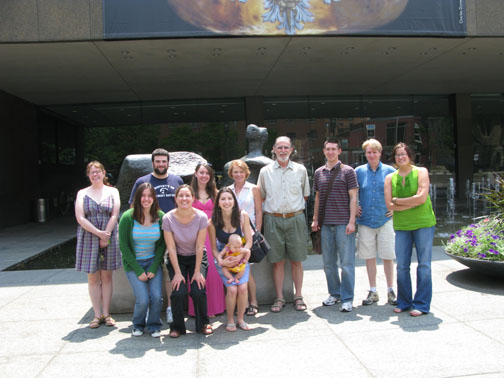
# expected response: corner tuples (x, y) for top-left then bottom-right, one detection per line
(154, 167), (167, 175)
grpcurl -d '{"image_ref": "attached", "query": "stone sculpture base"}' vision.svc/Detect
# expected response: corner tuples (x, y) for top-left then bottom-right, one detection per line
(110, 259), (294, 313)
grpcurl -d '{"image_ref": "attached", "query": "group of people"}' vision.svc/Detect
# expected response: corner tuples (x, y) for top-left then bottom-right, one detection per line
(74, 135), (436, 339)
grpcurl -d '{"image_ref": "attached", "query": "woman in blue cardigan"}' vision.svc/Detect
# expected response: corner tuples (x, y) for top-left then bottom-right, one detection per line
(119, 183), (165, 338)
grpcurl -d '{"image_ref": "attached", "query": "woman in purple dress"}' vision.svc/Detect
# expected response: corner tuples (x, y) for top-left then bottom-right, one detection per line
(189, 163), (226, 317)
(75, 161), (121, 329)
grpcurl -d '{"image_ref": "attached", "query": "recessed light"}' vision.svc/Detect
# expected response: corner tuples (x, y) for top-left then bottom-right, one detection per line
(167, 49), (176, 53)
(212, 53), (220, 57)
(258, 47), (267, 51)
(121, 50), (130, 54)
(303, 47), (311, 50)
(345, 47), (355, 50)
(168, 55), (176, 58)
(387, 47), (397, 50)
(213, 48), (222, 52)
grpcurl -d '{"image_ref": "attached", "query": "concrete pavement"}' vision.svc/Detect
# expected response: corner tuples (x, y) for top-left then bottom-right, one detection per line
(1, 244), (504, 378)
(1, 218), (503, 377)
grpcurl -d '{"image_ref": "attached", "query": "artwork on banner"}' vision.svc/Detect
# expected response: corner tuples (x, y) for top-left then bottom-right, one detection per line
(104, 0), (466, 38)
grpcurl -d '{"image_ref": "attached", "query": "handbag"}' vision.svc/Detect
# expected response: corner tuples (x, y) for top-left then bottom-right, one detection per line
(249, 221), (271, 263)
(311, 163), (344, 254)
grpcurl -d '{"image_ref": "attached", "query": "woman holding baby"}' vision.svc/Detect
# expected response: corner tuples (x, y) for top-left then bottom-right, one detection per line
(208, 187), (253, 332)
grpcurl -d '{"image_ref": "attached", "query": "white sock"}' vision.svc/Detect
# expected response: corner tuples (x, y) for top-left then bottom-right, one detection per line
(370, 287), (377, 292)
(387, 287), (394, 292)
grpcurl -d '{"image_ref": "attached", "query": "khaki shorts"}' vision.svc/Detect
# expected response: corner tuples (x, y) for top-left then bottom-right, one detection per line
(264, 212), (308, 263)
(357, 221), (395, 260)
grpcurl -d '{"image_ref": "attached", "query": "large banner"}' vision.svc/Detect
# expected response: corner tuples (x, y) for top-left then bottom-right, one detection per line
(103, 0), (466, 38)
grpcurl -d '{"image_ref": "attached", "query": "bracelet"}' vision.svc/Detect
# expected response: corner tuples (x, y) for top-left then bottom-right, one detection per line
(392, 197), (397, 205)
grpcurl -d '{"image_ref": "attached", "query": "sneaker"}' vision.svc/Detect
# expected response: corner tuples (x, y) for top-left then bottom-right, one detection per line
(132, 329), (143, 337)
(387, 290), (398, 305)
(362, 291), (379, 305)
(166, 307), (173, 324)
(151, 330), (161, 338)
(340, 302), (353, 312)
(322, 295), (340, 306)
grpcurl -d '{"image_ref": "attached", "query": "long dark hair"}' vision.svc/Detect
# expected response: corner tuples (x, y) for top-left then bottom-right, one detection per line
(191, 163), (217, 202)
(132, 183), (160, 224)
(212, 188), (240, 230)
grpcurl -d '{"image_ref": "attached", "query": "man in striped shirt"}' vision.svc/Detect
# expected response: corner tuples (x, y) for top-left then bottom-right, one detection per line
(311, 138), (358, 312)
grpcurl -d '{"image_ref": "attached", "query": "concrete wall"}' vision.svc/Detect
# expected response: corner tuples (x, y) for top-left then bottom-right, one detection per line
(1, 0), (504, 42)
(0, 91), (40, 228)
(0, 0), (103, 42)
(466, 0), (504, 36)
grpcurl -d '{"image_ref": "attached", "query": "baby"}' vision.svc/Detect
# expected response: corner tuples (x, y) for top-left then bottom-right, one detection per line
(219, 234), (249, 284)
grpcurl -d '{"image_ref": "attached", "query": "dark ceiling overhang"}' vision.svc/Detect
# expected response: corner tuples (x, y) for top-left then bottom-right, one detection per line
(1, 36), (503, 126)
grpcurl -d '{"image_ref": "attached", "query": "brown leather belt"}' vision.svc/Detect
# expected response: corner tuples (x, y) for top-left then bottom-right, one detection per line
(266, 210), (304, 218)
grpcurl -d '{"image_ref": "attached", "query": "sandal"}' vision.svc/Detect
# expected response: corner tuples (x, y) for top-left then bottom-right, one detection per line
(226, 323), (237, 332)
(103, 315), (116, 327)
(237, 321), (251, 331)
(410, 309), (426, 317)
(89, 317), (102, 329)
(294, 296), (307, 311)
(201, 324), (213, 335)
(169, 329), (181, 338)
(393, 307), (404, 313)
(246, 304), (259, 316)
(271, 298), (285, 313)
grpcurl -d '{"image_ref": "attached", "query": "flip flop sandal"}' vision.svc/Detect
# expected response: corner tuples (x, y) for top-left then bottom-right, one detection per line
(89, 317), (101, 329)
(410, 309), (426, 317)
(271, 298), (285, 313)
(226, 323), (237, 332)
(201, 324), (213, 335)
(294, 296), (307, 311)
(169, 329), (181, 338)
(237, 321), (251, 331)
(246, 304), (259, 316)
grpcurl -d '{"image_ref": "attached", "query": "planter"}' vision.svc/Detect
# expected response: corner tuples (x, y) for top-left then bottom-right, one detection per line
(445, 250), (504, 279)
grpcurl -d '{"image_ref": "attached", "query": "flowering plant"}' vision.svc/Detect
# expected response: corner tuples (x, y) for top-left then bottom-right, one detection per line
(445, 174), (503, 261)
(445, 218), (504, 261)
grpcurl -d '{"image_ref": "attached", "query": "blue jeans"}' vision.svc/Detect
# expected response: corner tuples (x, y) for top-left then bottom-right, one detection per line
(125, 257), (163, 332)
(395, 226), (435, 313)
(321, 225), (356, 303)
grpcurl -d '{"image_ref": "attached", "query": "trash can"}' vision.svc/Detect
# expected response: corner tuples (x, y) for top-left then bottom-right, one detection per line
(36, 198), (46, 223)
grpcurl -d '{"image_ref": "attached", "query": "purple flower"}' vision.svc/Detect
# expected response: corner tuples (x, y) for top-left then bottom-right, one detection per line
(478, 253), (487, 258)
(456, 230), (462, 236)
(463, 248), (468, 253)
(450, 234), (455, 240)
(489, 249), (499, 255)
(492, 235), (499, 240)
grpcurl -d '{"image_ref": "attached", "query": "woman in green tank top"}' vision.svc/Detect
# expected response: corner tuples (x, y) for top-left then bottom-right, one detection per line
(384, 143), (436, 317)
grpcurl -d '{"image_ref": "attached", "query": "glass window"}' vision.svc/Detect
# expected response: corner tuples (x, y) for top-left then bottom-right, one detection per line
(472, 94), (504, 173)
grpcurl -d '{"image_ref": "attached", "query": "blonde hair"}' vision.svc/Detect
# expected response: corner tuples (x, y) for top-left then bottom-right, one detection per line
(362, 138), (382, 152)
(227, 160), (251, 179)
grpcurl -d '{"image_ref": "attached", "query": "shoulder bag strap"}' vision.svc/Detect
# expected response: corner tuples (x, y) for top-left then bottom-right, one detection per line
(318, 163), (344, 225)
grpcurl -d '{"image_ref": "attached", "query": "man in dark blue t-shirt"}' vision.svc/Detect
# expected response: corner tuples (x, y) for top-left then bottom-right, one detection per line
(129, 148), (183, 325)
(128, 149), (183, 212)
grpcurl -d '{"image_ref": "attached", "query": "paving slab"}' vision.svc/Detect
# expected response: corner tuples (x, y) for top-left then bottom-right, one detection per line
(340, 322), (504, 378)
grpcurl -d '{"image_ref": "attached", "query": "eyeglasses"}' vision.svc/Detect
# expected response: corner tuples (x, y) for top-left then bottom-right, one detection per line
(89, 171), (102, 175)
(395, 153), (408, 158)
